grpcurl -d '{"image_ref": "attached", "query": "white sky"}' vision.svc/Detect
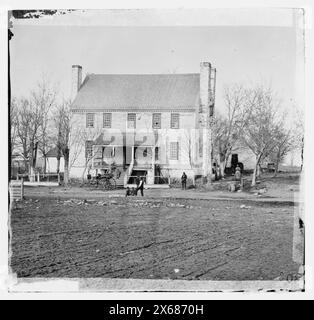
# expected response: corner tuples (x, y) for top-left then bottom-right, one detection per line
(10, 9), (298, 115)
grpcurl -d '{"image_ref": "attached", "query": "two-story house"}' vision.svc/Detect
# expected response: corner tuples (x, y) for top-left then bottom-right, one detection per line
(69, 62), (216, 186)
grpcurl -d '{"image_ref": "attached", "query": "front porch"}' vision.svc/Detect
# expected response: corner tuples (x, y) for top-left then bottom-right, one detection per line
(91, 145), (169, 188)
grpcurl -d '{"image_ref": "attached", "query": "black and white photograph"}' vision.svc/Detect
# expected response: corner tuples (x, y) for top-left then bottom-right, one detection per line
(2, 2), (313, 298)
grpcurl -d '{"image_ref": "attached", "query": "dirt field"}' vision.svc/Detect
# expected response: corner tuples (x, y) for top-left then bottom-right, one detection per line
(10, 193), (300, 280)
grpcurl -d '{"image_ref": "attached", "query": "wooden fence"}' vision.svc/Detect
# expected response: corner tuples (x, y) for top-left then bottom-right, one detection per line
(10, 179), (24, 201)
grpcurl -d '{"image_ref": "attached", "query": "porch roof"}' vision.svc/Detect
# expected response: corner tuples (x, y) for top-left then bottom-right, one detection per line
(93, 132), (157, 146)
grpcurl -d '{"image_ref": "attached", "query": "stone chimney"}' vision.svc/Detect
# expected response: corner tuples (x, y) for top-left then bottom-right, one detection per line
(199, 62), (211, 114)
(71, 65), (82, 102)
(199, 61), (213, 183)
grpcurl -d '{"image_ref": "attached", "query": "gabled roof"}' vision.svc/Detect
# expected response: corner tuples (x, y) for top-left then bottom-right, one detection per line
(71, 73), (200, 111)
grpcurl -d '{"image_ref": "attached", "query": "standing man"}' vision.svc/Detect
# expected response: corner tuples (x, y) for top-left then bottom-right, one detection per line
(135, 175), (140, 195)
(181, 172), (187, 190)
(235, 165), (241, 181)
(137, 177), (145, 197)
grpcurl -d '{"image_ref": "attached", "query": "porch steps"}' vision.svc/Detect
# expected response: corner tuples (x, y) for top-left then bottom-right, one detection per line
(115, 174), (125, 187)
(126, 184), (170, 189)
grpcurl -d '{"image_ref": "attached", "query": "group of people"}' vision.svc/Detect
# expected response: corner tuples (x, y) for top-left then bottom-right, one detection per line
(125, 173), (188, 197)
(125, 176), (145, 197)
(125, 167), (242, 196)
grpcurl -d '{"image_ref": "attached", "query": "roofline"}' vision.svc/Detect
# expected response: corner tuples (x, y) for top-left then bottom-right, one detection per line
(86, 73), (200, 76)
(71, 107), (197, 113)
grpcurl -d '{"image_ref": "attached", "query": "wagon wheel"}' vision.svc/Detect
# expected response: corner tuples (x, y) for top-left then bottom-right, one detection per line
(100, 178), (116, 190)
(89, 177), (97, 186)
(107, 177), (116, 190)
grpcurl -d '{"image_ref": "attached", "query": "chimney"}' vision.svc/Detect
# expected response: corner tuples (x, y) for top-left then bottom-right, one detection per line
(199, 61), (214, 182)
(71, 65), (82, 102)
(199, 62), (211, 114)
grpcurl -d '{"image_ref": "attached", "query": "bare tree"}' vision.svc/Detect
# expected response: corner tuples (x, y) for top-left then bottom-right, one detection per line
(212, 84), (248, 178)
(35, 81), (56, 174)
(54, 100), (71, 185)
(69, 118), (104, 182)
(10, 98), (19, 157)
(240, 85), (282, 186)
(28, 80), (55, 180)
(267, 128), (295, 176)
(13, 79), (56, 181)
(15, 99), (33, 176)
(293, 106), (305, 171)
(241, 86), (282, 186)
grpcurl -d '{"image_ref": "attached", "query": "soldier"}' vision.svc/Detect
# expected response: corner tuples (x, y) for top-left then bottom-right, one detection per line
(181, 172), (187, 190)
(137, 177), (145, 197)
(116, 168), (121, 179)
(135, 175), (140, 195)
(235, 165), (241, 181)
(125, 187), (131, 197)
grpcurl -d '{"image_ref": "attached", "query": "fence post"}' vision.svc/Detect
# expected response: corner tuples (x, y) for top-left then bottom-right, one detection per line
(21, 178), (24, 199)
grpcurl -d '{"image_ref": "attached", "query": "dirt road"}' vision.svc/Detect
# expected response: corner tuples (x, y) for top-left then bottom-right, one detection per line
(10, 196), (300, 280)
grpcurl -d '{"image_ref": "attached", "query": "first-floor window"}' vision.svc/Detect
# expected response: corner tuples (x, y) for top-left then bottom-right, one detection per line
(85, 140), (93, 159)
(86, 113), (95, 128)
(170, 142), (179, 160)
(155, 147), (159, 161)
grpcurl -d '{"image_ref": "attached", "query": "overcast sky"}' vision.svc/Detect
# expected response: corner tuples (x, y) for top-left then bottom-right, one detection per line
(10, 10), (298, 114)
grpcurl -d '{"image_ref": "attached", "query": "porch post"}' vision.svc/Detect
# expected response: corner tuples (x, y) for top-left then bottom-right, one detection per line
(151, 146), (155, 185)
(131, 146), (135, 163)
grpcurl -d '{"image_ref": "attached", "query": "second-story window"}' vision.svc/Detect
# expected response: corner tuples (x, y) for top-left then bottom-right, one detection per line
(170, 113), (180, 129)
(103, 113), (112, 128)
(86, 113), (95, 128)
(152, 113), (161, 129)
(127, 113), (136, 129)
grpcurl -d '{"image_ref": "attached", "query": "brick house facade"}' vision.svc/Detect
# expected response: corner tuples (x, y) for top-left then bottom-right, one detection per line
(69, 62), (216, 186)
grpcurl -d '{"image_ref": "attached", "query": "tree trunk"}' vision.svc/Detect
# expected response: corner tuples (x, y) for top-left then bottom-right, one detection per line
(63, 148), (70, 186)
(251, 154), (261, 187)
(56, 156), (60, 174)
(29, 142), (35, 182)
(274, 153), (280, 177)
(251, 163), (257, 187)
(257, 164), (261, 178)
(29, 142), (38, 182)
(43, 155), (47, 174)
(217, 152), (224, 179)
(300, 136), (304, 172)
(219, 158), (225, 179)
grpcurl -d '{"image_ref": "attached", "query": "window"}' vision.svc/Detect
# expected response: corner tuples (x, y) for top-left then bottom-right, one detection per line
(85, 140), (93, 159)
(170, 142), (179, 160)
(170, 113), (179, 129)
(152, 113), (161, 129)
(86, 113), (94, 128)
(103, 113), (112, 128)
(127, 113), (136, 128)
(199, 132), (203, 158)
(155, 147), (159, 161)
